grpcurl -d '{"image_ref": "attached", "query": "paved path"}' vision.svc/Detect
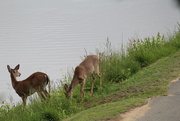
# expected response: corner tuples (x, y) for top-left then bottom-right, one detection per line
(137, 78), (180, 121)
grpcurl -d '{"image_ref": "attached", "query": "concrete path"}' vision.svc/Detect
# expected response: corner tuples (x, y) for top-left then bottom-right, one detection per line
(137, 78), (180, 121)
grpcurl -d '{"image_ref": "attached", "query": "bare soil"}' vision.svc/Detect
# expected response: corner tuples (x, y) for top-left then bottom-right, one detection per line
(119, 99), (150, 121)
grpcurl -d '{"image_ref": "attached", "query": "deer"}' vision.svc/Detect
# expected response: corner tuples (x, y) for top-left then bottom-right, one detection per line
(7, 64), (50, 106)
(64, 55), (101, 100)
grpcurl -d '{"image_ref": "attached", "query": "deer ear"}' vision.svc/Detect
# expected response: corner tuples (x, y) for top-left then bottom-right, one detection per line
(14, 64), (20, 70)
(7, 65), (11, 72)
(64, 84), (69, 92)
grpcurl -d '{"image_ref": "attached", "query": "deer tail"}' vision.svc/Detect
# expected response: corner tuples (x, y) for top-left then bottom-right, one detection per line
(45, 75), (51, 94)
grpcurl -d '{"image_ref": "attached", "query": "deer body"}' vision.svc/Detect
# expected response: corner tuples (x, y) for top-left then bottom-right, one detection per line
(7, 64), (50, 105)
(64, 55), (101, 99)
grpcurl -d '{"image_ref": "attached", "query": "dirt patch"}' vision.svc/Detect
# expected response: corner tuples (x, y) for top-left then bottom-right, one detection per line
(83, 92), (126, 108)
(83, 89), (144, 108)
(100, 99), (150, 121)
(171, 77), (180, 83)
(119, 99), (150, 121)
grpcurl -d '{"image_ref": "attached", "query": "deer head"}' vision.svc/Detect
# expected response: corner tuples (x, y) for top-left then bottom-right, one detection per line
(7, 64), (21, 77)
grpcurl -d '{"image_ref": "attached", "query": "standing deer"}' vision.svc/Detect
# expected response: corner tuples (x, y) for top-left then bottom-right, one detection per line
(7, 64), (50, 106)
(64, 55), (101, 100)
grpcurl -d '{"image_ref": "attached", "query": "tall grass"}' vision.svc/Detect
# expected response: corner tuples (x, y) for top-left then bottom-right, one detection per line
(0, 26), (179, 121)
(0, 91), (84, 121)
(98, 30), (180, 84)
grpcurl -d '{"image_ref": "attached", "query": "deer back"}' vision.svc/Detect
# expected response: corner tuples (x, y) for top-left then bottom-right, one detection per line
(79, 55), (99, 76)
(15, 72), (49, 96)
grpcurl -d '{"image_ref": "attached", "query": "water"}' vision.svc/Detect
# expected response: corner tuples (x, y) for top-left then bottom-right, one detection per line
(0, 0), (179, 104)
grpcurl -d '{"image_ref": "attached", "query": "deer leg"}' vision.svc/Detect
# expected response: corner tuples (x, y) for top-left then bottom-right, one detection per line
(41, 87), (49, 99)
(41, 92), (46, 100)
(37, 88), (46, 101)
(90, 74), (95, 97)
(95, 65), (102, 88)
(95, 71), (102, 88)
(22, 96), (27, 106)
(98, 73), (102, 88)
(80, 82), (85, 100)
(43, 88), (50, 98)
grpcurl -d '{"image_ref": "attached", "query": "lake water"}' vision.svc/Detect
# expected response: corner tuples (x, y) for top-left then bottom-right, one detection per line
(0, 0), (180, 104)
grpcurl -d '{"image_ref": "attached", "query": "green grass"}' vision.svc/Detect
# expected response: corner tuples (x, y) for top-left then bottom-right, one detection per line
(0, 26), (180, 121)
(63, 49), (180, 121)
(64, 98), (147, 121)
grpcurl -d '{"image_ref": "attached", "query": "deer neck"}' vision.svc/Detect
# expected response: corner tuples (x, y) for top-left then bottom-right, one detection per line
(69, 79), (79, 92)
(69, 82), (75, 92)
(10, 72), (17, 89)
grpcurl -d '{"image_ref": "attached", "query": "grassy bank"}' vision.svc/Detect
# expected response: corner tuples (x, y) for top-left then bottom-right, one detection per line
(65, 49), (180, 121)
(0, 27), (180, 121)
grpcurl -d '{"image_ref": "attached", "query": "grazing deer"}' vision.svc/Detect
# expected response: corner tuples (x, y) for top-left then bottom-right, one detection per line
(64, 55), (101, 100)
(7, 64), (50, 106)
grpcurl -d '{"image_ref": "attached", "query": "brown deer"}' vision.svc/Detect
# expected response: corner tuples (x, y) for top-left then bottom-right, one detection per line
(7, 64), (50, 106)
(64, 55), (101, 100)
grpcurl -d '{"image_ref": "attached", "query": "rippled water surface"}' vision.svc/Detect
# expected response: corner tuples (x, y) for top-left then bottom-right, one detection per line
(0, 0), (179, 104)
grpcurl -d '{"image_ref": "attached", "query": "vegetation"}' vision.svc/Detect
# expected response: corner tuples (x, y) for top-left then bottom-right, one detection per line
(0, 26), (180, 121)
(98, 31), (179, 84)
